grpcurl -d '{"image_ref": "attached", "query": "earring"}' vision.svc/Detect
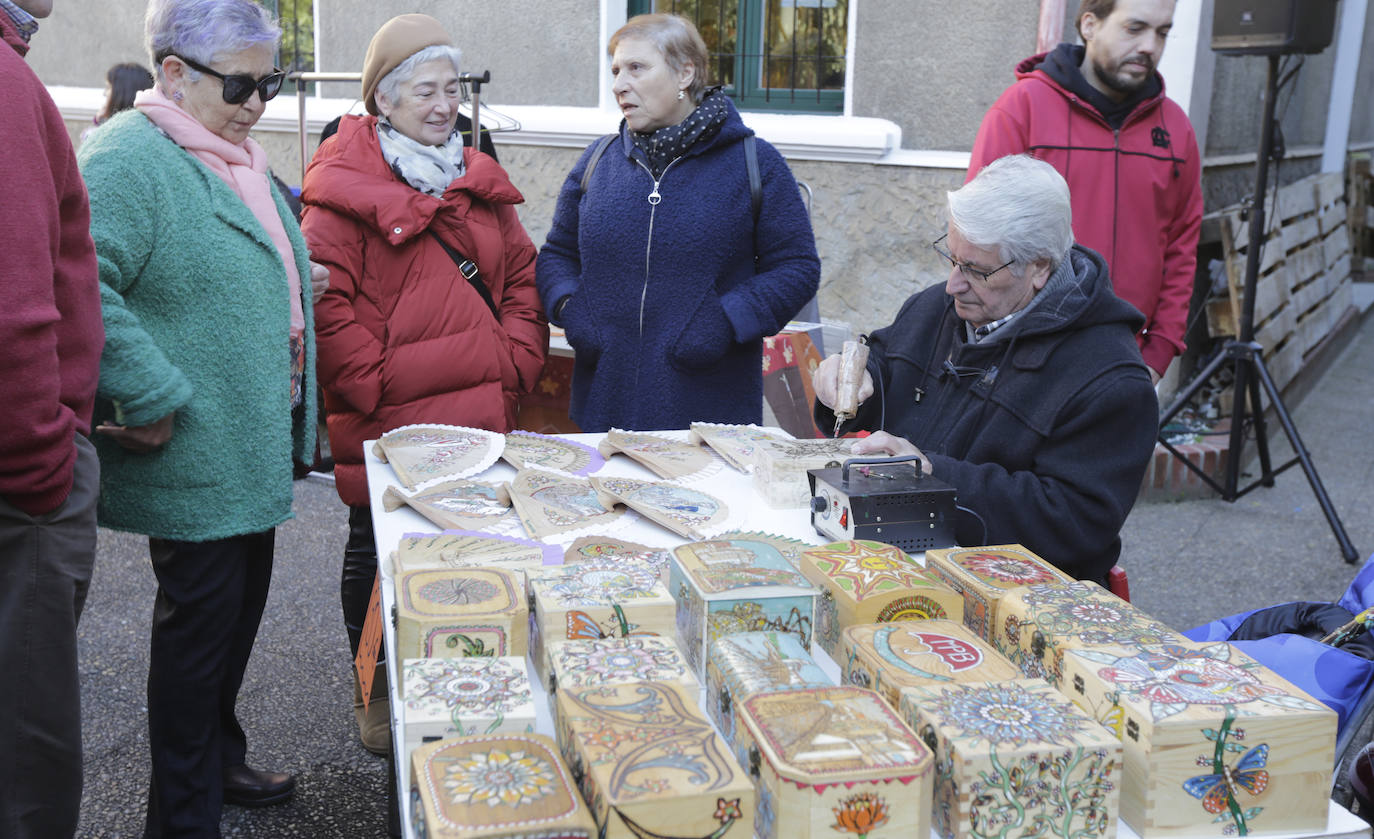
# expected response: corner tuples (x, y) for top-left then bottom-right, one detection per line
(173, 90), (184, 102)
(678, 89), (685, 100)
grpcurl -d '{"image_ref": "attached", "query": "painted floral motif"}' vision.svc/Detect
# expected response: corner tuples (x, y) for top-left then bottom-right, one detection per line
(832, 792), (890, 838)
(1020, 583), (1178, 647)
(803, 541), (927, 600)
(923, 682), (1088, 748)
(956, 551), (1060, 586)
(553, 637), (688, 688)
(503, 431), (605, 475)
(601, 477), (723, 529)
(567, 538), (671, 581)
(875, 594), (948, 622)
(536, 558), (662, 607)
(418, 576), (501, 606)
(530, 482), (610, 523)
(379, 426), (497, 484)
(442, 747), (557, 808)
(404, 658), (530, 726)
(967, 748), (1116, 837)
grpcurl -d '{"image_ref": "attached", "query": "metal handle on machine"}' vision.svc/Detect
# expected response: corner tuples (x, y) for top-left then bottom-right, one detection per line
(840, 455), (923, 483)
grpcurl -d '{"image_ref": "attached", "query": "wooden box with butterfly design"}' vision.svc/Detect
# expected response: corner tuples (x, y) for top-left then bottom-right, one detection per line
(732, 685), (934, 839)
(797, 540), (964, 659)
(400, 656), (535, 753)
(838, 619), (1020, 710)
(669, 534), (821, 678)
(704, 631), (833, 750)
(527, 559), (676, 692)
(408, 733), (597, 839)
(1058, 640), (1335, 837)
(897, 678), (1120, 839)
(553, 680), (755, 839)
(394, 567), (529, 679)
(922, 544), (1074, 643)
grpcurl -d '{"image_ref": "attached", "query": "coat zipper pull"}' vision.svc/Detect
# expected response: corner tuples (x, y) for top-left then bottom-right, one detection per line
(648, 179), (662, 205)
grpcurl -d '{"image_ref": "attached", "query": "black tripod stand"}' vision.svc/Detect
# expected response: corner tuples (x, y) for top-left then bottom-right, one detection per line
(1158, 54), (1357, 563)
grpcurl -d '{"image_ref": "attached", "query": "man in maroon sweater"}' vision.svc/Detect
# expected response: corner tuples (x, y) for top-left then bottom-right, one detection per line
(0, 1), (104, 836)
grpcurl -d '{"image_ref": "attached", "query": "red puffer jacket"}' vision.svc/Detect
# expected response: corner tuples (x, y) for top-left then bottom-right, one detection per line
(301, 115), (548, 506)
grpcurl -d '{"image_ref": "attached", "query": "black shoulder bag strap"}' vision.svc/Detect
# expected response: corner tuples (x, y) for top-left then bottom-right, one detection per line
(579, 133), (618, 195)
(579, 131), (761, 219)
(428, 231), (500, 320)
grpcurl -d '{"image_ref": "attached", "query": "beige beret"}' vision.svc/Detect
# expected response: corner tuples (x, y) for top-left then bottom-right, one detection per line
(361, 14), (453, 116)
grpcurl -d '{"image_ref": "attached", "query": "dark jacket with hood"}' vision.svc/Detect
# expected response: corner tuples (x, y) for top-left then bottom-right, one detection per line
(968, 44), (1202, 376)
(817, 246), (1158, 584)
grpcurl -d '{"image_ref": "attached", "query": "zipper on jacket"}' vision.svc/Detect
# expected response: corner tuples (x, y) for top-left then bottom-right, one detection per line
(1112, 128), (1121, 270)
(631, 155), (682, 339)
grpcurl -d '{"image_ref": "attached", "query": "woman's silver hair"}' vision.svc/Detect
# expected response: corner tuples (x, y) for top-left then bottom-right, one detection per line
(947, 154), (1075, 272)
(609, 14), (710, 104)
(146, 0), (280, 81)
(376, 45), (464, 110)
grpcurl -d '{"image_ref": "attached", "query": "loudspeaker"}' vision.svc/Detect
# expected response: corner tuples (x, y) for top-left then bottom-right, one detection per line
(1211, 0), (1338, 55)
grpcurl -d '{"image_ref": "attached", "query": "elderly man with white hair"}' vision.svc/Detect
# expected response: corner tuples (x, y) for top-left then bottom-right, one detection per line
(815, 154), (1158, 585)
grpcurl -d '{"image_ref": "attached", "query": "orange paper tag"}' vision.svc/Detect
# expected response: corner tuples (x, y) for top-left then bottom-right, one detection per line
(354, 571), (383, 711)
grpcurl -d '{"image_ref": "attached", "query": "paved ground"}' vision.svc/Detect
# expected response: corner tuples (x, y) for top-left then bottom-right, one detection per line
(73, 309), (1374, 837)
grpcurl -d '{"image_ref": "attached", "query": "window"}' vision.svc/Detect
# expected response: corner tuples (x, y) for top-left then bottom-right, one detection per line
(257, 0), (314, 93)
(627, 0), (847, 114)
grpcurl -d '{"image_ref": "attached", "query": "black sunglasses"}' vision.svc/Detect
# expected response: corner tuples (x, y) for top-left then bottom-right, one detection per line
(173, 53), (286, 105)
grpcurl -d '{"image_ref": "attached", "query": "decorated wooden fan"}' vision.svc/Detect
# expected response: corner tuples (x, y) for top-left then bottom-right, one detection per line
(563, 536), (674, 586)
(382, 479), (515, 533)
(506, 469), (628, 541)
(591, 476), (731, 541)
(392, 529), (560, 576)
(596, 428), (719, 480)
(500, 430), (604, 476)
(371, 424), (503, 489)
(688, 422), (788, 473)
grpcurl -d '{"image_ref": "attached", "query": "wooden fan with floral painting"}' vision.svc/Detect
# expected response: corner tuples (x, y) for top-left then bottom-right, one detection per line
(688, 422), (789, 473)
(506, 469), (628, 541)
(371, 424), (503, 489)
(596, 429), (719, 480)
(382, 478), (515, 533)
(500, 431), (605, 476)
(591, 476), (732, 541)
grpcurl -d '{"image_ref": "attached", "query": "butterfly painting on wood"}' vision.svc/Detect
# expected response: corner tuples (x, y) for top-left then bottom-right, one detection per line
(597, 429), (720, 480)
(382, 479), (515, 533)
(1184, 743), (1269, 815)
(371, 423), (503, 489)
(592, 476), (731, 541)
(501, 431), (605, 476)
(565, 603), (656, 642)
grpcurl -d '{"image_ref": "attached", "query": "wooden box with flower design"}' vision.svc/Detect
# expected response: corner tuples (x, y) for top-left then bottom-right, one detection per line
(1058, 640), (1336, 837)
(408, 732), (597, 839)
(528, 560), (676, 692)
(797, 540), (964, 659)
(838, 620), (1021, 711)
(732, 685), (934, 839)
(547, 636), (698, 699)
(897, 678), (1121, 839)
(394, 567), (529, 679)
(992, 581), (1187, 688)
(705, 631), (834, 749)
(553, 679), (755, 839)
(669, 534), (822, 677)
(922, 544), (1074, 643)
(400, 657), (535, 753)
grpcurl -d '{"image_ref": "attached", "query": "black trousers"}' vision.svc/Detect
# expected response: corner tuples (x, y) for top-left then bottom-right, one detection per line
(341, 505), (378, 662)
(144, 530), (275, 839)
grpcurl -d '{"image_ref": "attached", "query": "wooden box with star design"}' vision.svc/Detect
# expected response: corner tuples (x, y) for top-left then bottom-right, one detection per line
(553, 679), (755, 839)
(527, 559), (676, 692)
(838, 619), (1021, 711)
(408, 732), (598, 839)
(394, 567), (529, 679)
(669, 534), (822, 677)
(547, 636), (699, 699)
(731, 684), (934, 839)
(991, 581), (1189, 688)
(921, 544), (1074, 643)
(704, 631), (834, 750)
(897, 678), (1121, 839)
(797, 540), (964, 659)
(1058, 640), (1336, 837)
(400, 656), (535, 754)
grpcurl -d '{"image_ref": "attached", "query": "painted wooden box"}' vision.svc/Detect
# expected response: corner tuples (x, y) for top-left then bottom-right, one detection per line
(554, 680), (755, 839)
(669, 535), (821, 677)
(749, 437), (855, 508)
(1060, 640), (1336, 837)
(704, 631), (833, 749)
(797, 540), (964, 659)
(400, 656), (535, 752)
(408, 733), (597, 839)
(922, 544), (1074, 642)
(527, 559), (676, 691)
(898, 678), (1121, 839)
(839, 619), (1021, 710)
(547, 636), (698, 698)
(394, 567), (528, 678)
(734, 685), (934, 839)
(993, 581), (1187, 687)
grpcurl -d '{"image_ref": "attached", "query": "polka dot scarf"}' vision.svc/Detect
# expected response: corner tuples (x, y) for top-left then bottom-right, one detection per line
(631, 86), (730, 178)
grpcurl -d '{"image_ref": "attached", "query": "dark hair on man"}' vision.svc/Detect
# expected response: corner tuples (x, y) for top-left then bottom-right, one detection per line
(100, 63), (155, 123)
(1075, 0), (1117, 40)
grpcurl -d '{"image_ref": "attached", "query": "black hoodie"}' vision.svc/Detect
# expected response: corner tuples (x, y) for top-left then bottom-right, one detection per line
(1039, 43), (1161, 130)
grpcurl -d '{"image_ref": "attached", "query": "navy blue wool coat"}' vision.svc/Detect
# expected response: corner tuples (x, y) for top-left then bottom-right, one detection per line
(536, 100), (820, 432)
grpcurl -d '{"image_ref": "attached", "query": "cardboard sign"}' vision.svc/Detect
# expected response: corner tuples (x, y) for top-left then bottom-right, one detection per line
(354, 571), (383, 710)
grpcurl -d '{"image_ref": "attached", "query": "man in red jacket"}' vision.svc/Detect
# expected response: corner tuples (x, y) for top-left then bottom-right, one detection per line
(0, 1), (104, 837)
(968, 0), (1202, 383)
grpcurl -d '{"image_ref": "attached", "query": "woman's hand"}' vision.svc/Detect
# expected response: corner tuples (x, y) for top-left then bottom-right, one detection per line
(850, 430), (932, 476)
(309, 261), (330, 304)
(95, 412), (175, 453)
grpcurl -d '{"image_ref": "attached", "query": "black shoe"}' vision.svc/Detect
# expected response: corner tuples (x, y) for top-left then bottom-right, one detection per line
(222, 764), (296, 807)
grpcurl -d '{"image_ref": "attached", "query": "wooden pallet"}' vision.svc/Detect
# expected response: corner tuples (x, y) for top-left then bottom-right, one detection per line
(1348, 154), (1373, 272)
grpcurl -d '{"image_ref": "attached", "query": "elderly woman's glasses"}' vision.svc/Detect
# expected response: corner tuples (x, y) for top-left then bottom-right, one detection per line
(931, 234), (1014, 283)
(174, 54), (286, 105)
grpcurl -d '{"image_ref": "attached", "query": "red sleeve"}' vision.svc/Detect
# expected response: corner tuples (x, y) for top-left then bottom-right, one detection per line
(967, 86), (1033, 183)
(493, 203), (549, 394)
(1141, 117), (1202, 375)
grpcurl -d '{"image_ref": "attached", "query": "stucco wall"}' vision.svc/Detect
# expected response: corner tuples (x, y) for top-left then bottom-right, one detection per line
(1205, 51), (1338, 157)
(26, 1), (146, 85)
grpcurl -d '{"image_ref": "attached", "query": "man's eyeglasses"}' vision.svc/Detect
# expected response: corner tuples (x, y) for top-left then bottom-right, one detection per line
(173, 54), (286, 105)
(931, 234), (1015, 284)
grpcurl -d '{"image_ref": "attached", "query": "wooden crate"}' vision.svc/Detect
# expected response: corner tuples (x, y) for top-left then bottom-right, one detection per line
(1060, 641), (1336, 837)
(547, 636), (698, 699)
(394, 567), (529, 678)
(400, 656), (535, 751)
(705, 630), (834, 750)
(923, 544), (1074, 642)
(898, 678), (1121, 839)
(838, 620), (1021, 709)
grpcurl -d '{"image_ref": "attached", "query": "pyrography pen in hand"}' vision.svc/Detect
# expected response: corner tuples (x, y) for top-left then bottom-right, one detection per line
(832, 334), (870, 437)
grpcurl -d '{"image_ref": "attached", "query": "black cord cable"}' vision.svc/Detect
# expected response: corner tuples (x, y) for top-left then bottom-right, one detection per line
(955, 504), (987, 546)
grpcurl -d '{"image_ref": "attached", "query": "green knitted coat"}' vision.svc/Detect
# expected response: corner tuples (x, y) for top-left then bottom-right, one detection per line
(78, 110), (316, 541)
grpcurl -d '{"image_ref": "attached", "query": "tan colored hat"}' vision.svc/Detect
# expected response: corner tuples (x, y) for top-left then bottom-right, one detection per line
(361, 14), (453, 116)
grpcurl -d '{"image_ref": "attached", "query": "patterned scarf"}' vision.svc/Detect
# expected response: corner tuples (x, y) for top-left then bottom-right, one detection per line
(0, 0), (37, 42)
(376, 119), (466, 196)
(631, 87), (730, 178)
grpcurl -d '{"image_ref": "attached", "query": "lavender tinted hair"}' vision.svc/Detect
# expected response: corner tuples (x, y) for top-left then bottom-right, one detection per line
(375, 44), (464, 110)
(145, 0), (281, 80)
(948, 155), (1074, 273)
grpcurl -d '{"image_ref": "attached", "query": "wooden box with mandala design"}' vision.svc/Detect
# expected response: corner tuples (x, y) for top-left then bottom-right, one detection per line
(704, 631), (833, 749)
(922, 544), (1073, 642)
(401, 656), (535, 752)
(548, 636), (698, 699)
(527, 560), (676, 692)
(394, 568), (529, 678)
(669, 534), (821, 677)
(553, 679), (755, 839)
(797, 540), (964, 659)
(897, 678), (1120, 839)
(838, 620), (1020, 710)
(732, 685), (933, 839)
(1058, 640), (1335, 837)
(408, 732), (597, 838)
(992, 582), (1187, 688)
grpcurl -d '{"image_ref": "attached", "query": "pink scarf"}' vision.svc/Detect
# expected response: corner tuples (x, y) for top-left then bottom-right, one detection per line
(135, 87), (304, 338)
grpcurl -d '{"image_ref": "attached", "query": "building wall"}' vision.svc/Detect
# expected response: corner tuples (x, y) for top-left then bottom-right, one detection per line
(27, 0), (145, 84)
(1350, 4), (1374, 147)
